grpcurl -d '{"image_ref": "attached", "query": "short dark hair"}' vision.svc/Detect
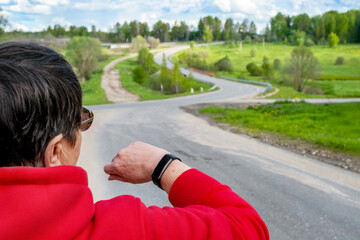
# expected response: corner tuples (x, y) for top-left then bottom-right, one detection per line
(0, 41), (82, 167)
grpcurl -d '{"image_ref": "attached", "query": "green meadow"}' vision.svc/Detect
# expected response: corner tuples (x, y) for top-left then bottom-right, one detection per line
(199, 101), (360, 154)
(175, 43), (360, 98)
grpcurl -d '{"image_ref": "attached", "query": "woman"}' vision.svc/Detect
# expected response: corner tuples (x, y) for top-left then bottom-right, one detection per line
(0, 41), (269, 239)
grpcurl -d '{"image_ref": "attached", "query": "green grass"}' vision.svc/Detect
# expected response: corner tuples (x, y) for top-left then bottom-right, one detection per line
(199, 102), (360, 154)
(175, 43), (360, 98)
(115, 58), (213, 101)
(81, 55), (123, 105)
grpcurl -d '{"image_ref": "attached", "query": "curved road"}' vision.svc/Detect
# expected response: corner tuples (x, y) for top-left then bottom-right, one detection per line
(78, 45), (360, 240)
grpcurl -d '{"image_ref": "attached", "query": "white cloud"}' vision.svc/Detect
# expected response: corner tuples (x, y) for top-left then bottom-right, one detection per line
(6, 0), (52, 14)
(33, 0), (69, 6)
(0, 0), (11, 4)
(51, 17), (72, 26)
(9, 22), (29, 31)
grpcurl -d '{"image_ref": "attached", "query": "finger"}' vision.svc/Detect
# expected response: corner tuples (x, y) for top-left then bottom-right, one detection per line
(104, 163), (115, 175)
(108, 174), (125, 182)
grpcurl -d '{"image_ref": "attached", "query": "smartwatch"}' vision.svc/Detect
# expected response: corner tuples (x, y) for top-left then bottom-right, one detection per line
(152, 154), (181, 190)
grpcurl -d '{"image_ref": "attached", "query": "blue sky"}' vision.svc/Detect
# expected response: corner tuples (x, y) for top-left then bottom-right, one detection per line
(0, 0), (359, 32)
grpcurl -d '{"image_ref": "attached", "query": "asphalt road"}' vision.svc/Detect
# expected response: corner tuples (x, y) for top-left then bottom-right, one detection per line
(78, 46), (360, 240)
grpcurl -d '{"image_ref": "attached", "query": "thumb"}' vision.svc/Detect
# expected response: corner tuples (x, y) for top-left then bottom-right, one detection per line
(104, 163), (114, 175)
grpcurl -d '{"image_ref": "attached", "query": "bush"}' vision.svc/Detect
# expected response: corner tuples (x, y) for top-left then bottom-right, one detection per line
(246, 62), (263, 76)
(250, 48), (256, 58)
(132, 66), (147, 85)
(238, 74), (247, 80)
(261, 57), (273, 79)
(189, 41), (195, 48)
(305, 38), (315, 47)
(138, 47), (150, 65)
(335, 57), (345, 65)
(328, 32), (339, 48)
(273, 59), (281, 70)
(131, 35), (147, 51)
(214, 56), (233, 72)
(244, 35), (252, 43)
(147, 36), (160, 49)
(66, 36), (102, 81)
(178, 50), (210, 71)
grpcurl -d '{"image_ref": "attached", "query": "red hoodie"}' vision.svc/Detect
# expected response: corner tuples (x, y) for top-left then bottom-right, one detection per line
(0, 166), (269, 240)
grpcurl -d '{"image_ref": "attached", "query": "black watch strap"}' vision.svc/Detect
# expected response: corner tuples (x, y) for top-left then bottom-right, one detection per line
(152, 154), (181, 190)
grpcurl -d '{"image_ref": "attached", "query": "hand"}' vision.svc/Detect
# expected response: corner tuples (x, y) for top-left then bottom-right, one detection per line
(104, 142), (169, 184)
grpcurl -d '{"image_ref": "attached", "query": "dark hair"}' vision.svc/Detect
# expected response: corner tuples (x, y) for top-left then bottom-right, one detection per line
(0, 41), (82, 167)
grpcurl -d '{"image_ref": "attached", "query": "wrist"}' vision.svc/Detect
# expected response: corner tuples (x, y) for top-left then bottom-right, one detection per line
(161, 160), (191, 194)
(152, 154), (181, 190)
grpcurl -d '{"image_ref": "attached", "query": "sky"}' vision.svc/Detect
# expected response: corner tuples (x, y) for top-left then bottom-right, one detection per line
(0, 0), (359, 33)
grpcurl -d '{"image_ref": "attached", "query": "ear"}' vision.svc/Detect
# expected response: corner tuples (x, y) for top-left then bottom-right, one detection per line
(44, 134), (64, 167)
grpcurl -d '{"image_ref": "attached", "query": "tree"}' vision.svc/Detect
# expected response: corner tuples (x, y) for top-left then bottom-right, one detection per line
(131, 35), (147, 51)
(249, 21), (257, 36)
(203, 24), (213, 45)
(0, 7), (8, 36)
(214, 17), (222, 40)
(121, 21), (131, 42)
(132, 66), (146, 85)
(138, 47), (150, 65)
(173, 60), (180, 93)
(328, 32), (339, 47)
(66, 37), (102, 81)
(130, 20), (139, 38)
(147, 36), (160, 49)
(223, 18), (234, 42)
(292, 13), (311, 34)
(286, 47), (320, 92)
(270, 12), (289, 41)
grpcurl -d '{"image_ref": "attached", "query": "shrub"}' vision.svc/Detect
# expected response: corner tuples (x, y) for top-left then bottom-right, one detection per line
(131, 35), (147, 51)
(214, 56), (233, 72)
(305, 38), (315, 47)
(273, 59), (281, 70)
(189, 41), (195, 48)
(138, 47), (150, 65)
(286, 46), (320, 92)
(335, 57), (345, 65)
(246, 62), (263, 76)
(66, 36), (102, 81)
(147, 36), (160, 49)
(328, 32), (339, 48)
(250, 48), (256, 58)
(132, 66), (147, 85)
(244, 35), (252, 43)
(262, 57), (273, 79)
(238, 74), (247, 80)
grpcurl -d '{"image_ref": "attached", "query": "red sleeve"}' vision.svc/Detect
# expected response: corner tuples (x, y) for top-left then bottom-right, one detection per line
(142, 169), (269, 240)
(82, 169), (269, 240)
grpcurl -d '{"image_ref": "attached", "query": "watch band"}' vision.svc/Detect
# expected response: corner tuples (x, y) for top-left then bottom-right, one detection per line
(152, 153), (181, 190)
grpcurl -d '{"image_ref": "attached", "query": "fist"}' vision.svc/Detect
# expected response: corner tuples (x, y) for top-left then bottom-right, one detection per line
(104, 142), (169, 184)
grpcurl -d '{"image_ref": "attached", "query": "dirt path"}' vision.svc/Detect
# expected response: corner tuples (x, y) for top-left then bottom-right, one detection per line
(101, 54), (140, 103)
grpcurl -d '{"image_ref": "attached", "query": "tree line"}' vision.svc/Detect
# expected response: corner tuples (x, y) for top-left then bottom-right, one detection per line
(1, 8), (359, 44)
(266, 10), (360, 44)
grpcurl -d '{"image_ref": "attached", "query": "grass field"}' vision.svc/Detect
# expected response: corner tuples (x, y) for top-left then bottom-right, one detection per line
(115, 58), (213, 101)
(199, 101), (360, 154)
(175, 43), (360, 98)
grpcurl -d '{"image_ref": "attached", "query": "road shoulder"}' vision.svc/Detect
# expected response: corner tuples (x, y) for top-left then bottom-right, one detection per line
(181, 102), (360, 173)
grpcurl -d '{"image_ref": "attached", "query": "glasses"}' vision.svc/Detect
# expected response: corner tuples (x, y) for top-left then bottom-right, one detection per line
(80, 107), (94, 132)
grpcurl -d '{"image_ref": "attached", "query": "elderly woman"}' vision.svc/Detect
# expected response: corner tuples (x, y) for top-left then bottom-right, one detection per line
(0, 42), (269, 240)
